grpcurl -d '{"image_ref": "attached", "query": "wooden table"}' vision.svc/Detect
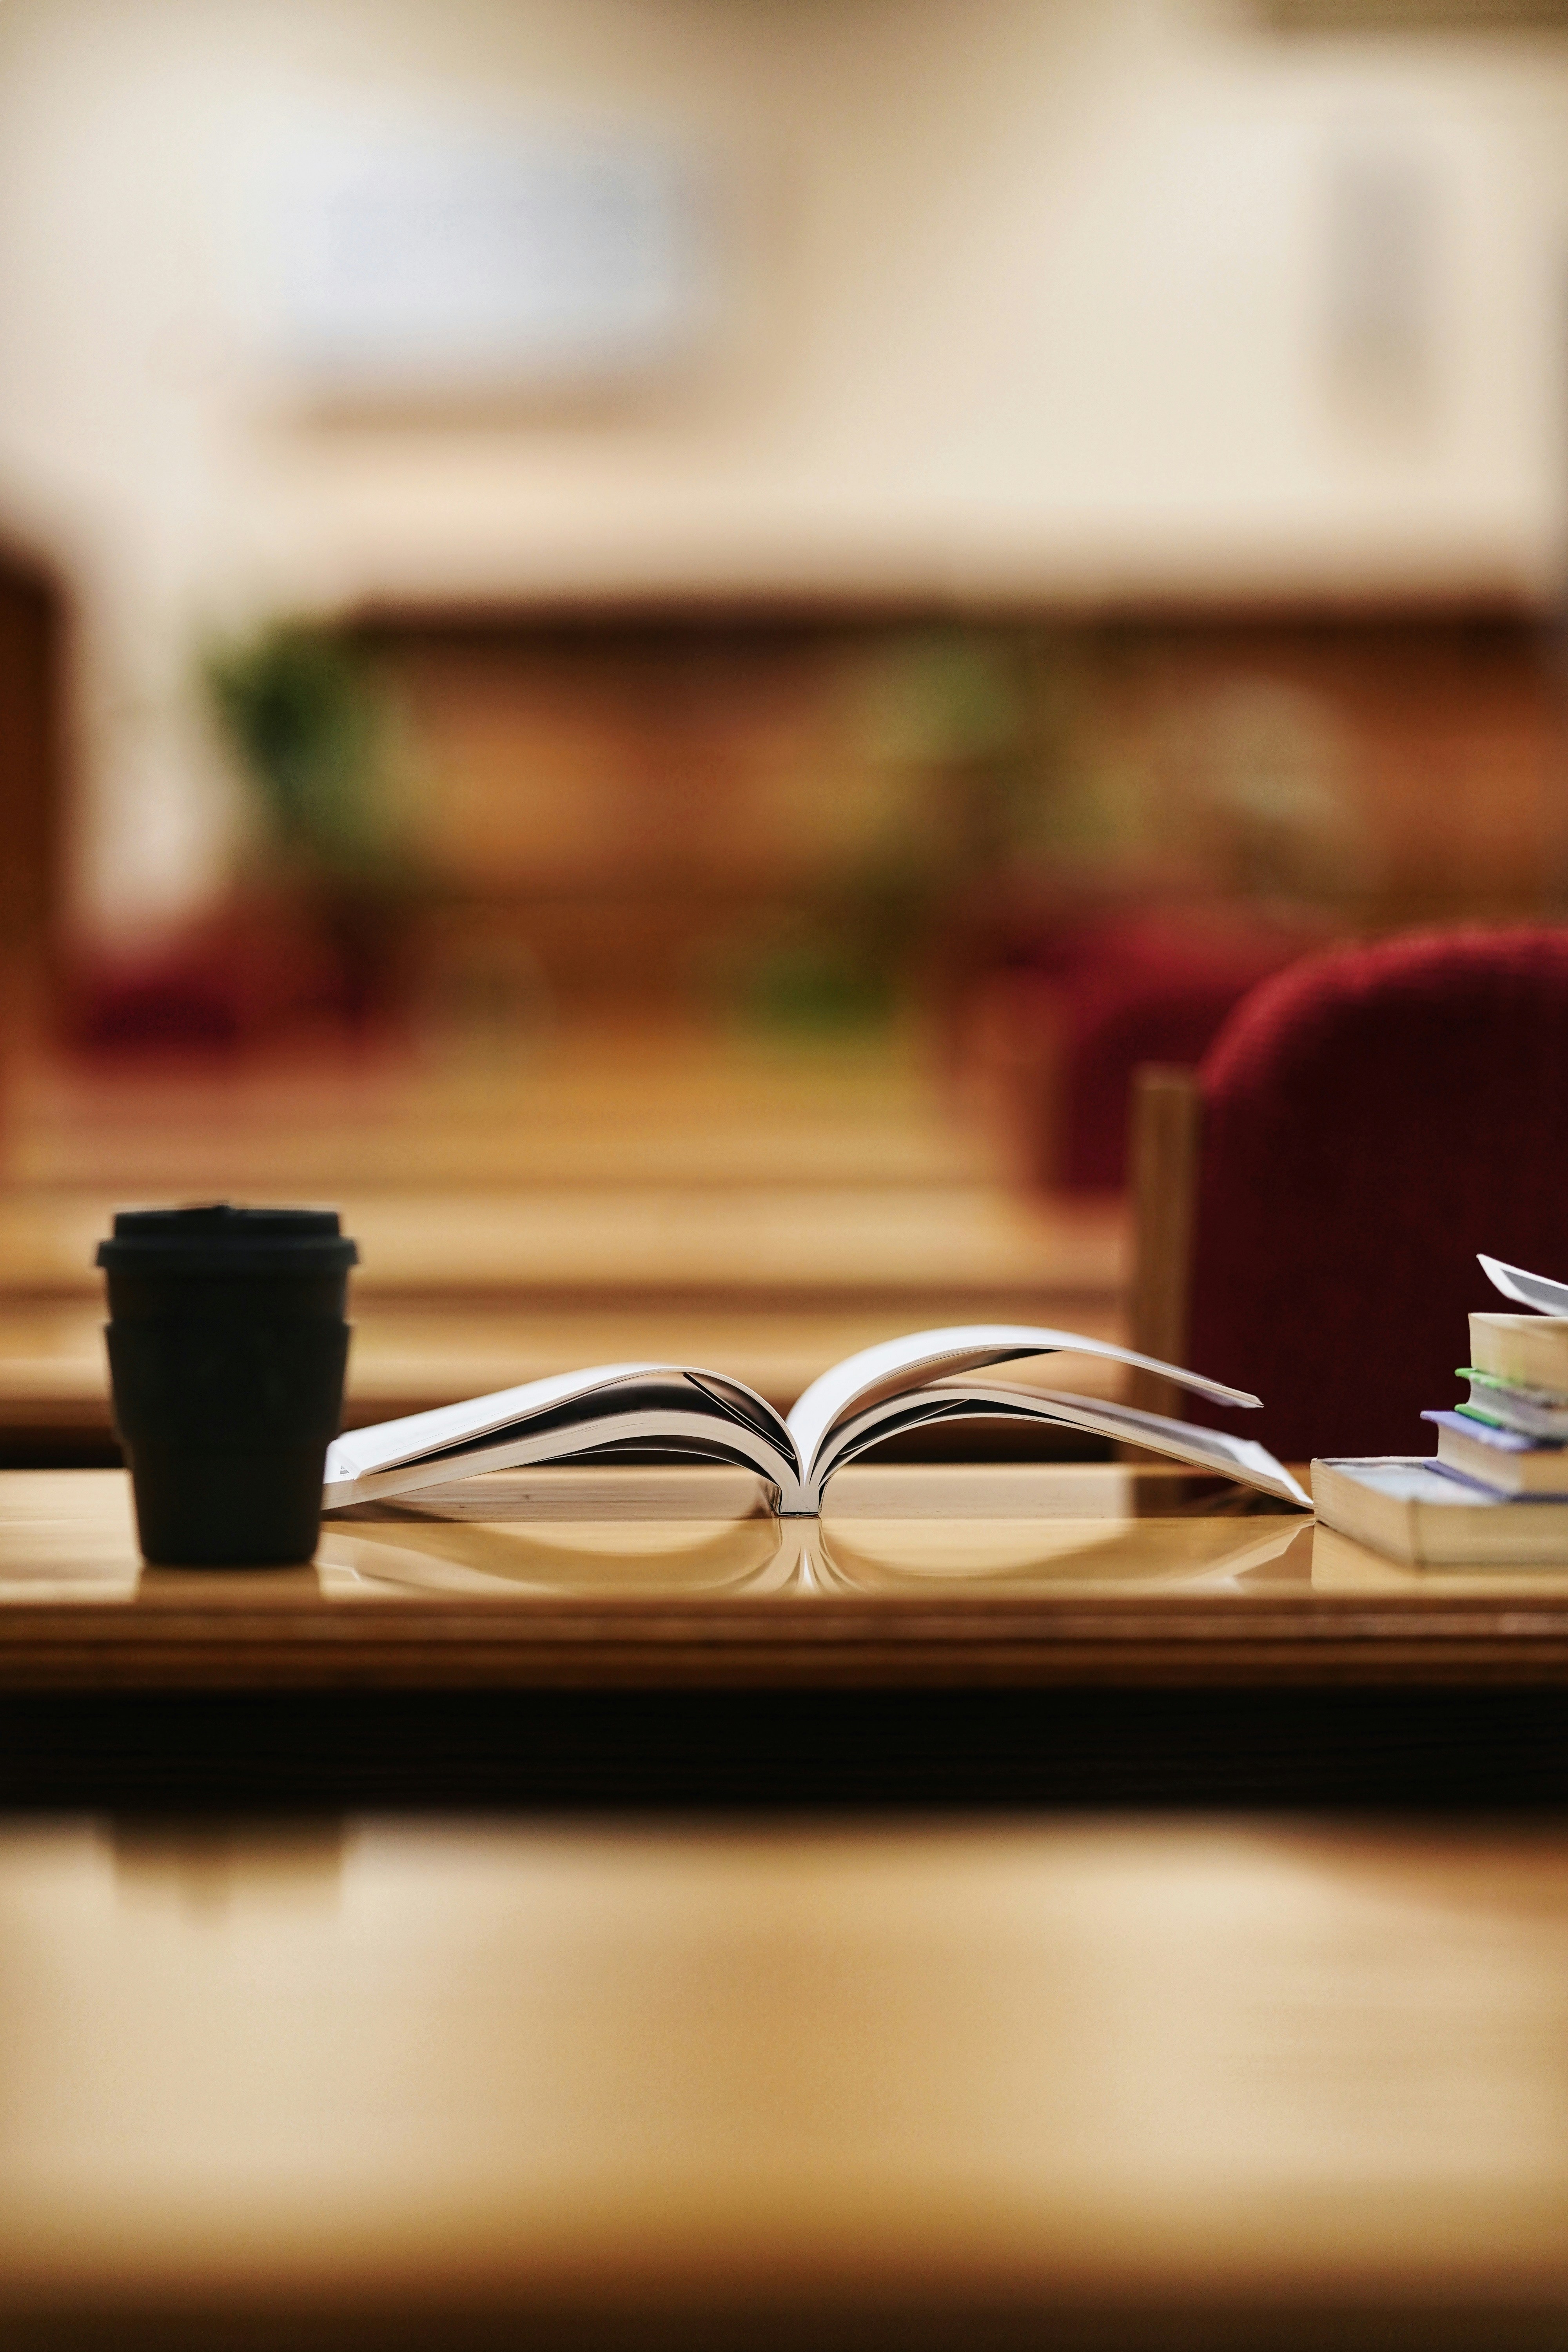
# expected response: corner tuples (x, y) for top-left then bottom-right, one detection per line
(3, 1464), (1568, 1808)
(4, 1466), (1568, 2345)
(4, 1814), (1568, 2347)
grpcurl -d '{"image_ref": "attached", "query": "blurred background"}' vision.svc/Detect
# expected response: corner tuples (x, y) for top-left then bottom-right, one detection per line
(4, 0), (1568, 1452)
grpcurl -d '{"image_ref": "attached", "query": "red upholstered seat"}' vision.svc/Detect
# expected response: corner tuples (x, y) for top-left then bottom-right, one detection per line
(1185, 927), (1568, 1464)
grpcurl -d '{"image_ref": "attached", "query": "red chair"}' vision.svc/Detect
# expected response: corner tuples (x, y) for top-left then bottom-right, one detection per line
(1051, 915), (1310, 1191)
(1127, 927), (1568, 1463)
(66, 898), (391, 1060)
(961, 907), (1316, 1192)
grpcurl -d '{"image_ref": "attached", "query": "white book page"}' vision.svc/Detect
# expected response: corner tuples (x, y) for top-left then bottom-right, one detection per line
(1479, 1255), (1568, 1316)
(788, 1325), (1261, 1484)
(325, 1403), (807, 1513)
(325, 1364), (661, 1481)
(810, 1382), (1309, 1509)
(325, 1363), (795, 1483)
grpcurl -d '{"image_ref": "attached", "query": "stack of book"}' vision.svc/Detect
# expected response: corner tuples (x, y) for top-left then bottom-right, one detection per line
(1313, 1256), (1568, 1565)
(1422, 1311), (1568, 1500)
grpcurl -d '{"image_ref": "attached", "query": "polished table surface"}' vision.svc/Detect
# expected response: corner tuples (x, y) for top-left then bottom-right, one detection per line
(7, 1465), (1568, 1820)
(0, 1460), (1531, 1683)
(3, 1463), (1568, 1809)
(2, 1462), (1568, 1688)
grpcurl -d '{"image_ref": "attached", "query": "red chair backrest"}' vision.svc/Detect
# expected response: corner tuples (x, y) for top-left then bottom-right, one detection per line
(1185, 927), (1568, 1463)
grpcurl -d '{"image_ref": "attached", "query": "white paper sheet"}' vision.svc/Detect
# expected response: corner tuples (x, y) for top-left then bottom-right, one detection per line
(786, 1324), (1260, 1479)
(1479, 1255), (1568, 1317)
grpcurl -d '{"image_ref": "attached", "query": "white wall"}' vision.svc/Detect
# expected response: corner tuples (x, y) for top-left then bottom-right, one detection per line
(1, 0), (1566, 936)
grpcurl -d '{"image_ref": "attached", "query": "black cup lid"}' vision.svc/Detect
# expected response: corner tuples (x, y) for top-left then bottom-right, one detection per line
(96, 1204), (358, 1277)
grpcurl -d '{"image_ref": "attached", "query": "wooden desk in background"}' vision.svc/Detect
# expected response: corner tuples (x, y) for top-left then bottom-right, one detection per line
(0, 1031), (1127, 1456)
(0, 1186), (1123, 1308)
(0, 1185), (1127, 1456)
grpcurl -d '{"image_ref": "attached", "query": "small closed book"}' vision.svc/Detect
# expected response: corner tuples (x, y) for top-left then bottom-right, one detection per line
(1468, 1314), (1568, 1393)
(1312, 1456), (1568, 1566)
(1421, 1410), (1568, 1498)
(1457, 1368), (1568, 1442)
(321, 1324), (1312, 1517)
(1470, 1255), (1568, 1390)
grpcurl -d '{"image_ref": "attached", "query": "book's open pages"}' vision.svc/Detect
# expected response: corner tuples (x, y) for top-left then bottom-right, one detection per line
(322, 1326), (1313, 1515)
(1480, 1255), (1568, 1316)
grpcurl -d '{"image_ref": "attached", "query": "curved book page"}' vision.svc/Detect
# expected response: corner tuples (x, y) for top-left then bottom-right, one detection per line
(325, 1399), (808, 1513)
(326, 1364), (667, 1483)
(787, 1325), (1261, 1482)
(324, 1366), (803, 1512)
(808, 1383), (1309, 1510)
(326, 1363), (797, 1481)
(321, 1327), (1288, 1519)
(1479, 1255), (1568, 1317)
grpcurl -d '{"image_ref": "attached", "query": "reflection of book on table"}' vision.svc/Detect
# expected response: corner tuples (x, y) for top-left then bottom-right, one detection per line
(321, 1483), (1310, 1603)
(322, 1325), (1312, 1516)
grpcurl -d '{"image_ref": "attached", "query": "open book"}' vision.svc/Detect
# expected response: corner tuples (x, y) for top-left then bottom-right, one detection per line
(322, 1326), (1312, 1515)
(1479, 1254), (1568, 1317)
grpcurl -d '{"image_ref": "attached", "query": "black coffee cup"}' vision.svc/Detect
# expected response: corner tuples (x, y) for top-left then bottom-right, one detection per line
(97, 1205), (358, 1566)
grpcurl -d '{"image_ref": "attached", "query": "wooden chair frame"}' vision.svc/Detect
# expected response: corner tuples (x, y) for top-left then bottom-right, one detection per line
(1125, 1063), (1203, 1420)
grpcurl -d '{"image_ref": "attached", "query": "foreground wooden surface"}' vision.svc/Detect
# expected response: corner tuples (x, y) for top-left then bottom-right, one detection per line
(4, 1462), (1568, 1693)
(3, 1813), (1568, 2347)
